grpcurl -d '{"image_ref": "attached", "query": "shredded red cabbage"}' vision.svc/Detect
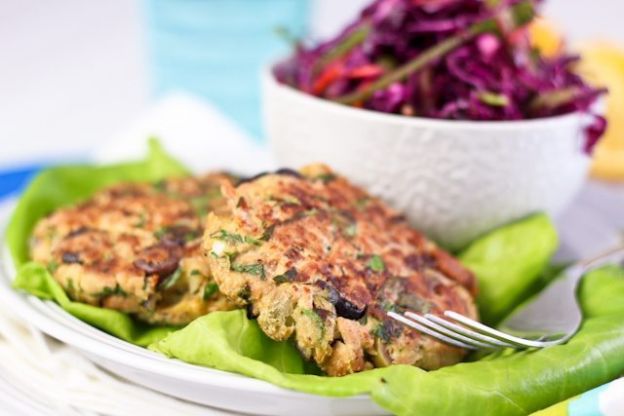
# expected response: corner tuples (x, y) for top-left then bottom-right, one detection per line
(274, 0), (606, 152)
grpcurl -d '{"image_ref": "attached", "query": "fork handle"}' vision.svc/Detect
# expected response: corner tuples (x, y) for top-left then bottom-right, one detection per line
(578, 246), (624, 272)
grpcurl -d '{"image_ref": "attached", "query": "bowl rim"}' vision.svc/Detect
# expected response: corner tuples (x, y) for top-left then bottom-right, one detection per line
(262, 67), (586, 131)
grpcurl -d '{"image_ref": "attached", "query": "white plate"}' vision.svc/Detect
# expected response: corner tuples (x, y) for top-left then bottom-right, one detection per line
(0, 202), (387, 416)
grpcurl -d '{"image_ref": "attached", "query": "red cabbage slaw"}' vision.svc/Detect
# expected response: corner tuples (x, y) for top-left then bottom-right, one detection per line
(274, 0), (606, 152)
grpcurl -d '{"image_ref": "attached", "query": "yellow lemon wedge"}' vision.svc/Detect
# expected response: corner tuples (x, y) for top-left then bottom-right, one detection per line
(577, 43), (624, 181)
(529, 18), (564, 58)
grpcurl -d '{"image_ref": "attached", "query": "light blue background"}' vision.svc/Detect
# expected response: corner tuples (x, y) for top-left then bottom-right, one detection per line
(145, 0), (311, 139)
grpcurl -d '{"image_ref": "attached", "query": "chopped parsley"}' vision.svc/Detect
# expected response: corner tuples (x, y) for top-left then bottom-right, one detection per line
(47, 261), (59, 274)
(158, 268), (183, 290)
(315, 173), (337, 183)
(269, 195), (301, 206)
(154, 226), (200, 243)
(152, 179), (168, 192)
(134, 212), (147, 228)
(301, 308), (325, 337)
(190, 269), (202, 276)
(212, 251), (238, 262)
(261, 225), (276, 241)
(203, 283), (219, 300)
(211, 229), (262, 246)
(373, 321), (400, 343)
(190, 189), (221, 216)
(368, 255), (385, 272)
(396, 293), (432, 314)
(344, 223), (357, 238)
(153, 228), (168, 240)
(380, 301), (398, 313)
(66, 278), (76, 295)
(231, 262), (266, 279)
(355, 197), (371, 211)
(273, 268), (297, 284)
(95, 283), (128, 298)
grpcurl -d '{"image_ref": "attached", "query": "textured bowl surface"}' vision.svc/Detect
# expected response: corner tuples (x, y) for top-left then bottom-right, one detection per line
(263, 72), (590, 249)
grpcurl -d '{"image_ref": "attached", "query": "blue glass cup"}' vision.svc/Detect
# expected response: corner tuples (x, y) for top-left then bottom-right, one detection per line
(144, 0), (310, 140)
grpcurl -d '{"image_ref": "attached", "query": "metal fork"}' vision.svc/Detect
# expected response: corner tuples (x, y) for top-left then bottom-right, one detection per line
(389, 246), (624, 350)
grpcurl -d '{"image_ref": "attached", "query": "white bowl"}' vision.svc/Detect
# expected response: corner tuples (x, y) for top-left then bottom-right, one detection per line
(263, 71), (591, 249)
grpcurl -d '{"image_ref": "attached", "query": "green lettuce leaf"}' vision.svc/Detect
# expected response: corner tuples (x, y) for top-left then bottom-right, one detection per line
(7, 139), (189, 346)
(459, 214), (558, 324)
(150, 214), (624, 415)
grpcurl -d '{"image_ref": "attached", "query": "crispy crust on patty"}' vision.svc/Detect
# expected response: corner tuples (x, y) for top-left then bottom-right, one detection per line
(31, 174), (236, 325)
(203, 165), (478, 376)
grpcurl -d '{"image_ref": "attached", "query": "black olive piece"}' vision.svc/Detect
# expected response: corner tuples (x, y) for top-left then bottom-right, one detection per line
(134, 243), (182, 279)
(237, 168), (302, 186)
(158, 225), (199, 247)
(275, 168), (303, 178)
(61, 252), (82, 265)
(319, 281), (367, 320)
(237, 171), (269, 185)
(66, 227), (90, 238)
(334, 297), (367, 320)
(246, 304), (258, 320)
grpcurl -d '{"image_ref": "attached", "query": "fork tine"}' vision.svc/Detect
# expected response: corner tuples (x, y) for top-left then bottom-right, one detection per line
(424, 314), (518, 348)
(403, 312), (497, 349)
(387, 312), (478, 350)
(443, 311), (551, 349)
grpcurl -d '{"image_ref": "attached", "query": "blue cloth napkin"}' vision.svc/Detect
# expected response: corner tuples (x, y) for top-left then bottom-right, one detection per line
(0, 166), (40, 200)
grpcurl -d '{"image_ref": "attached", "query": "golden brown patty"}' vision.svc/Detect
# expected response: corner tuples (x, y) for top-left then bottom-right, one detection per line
(204, 165), (478, 376)
(31, 174), (236, 325)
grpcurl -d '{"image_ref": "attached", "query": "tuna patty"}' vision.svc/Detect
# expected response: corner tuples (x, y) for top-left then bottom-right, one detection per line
(31, 174), (236, 325)
(204, 165), (478, 376)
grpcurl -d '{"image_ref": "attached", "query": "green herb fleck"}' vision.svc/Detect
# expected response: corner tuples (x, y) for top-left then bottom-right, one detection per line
(355, 197), (371, 211)
(211, 229), (262, 246)
(478, 91), (510, 107)
(231, 262), (266, 279)
(47, 261), (59, 274)
(261, 225), (276, 241)
(396, 293), (432, 313)
(190, 269), (202, 276)
(269, 195), (301, 206)
(344, 223), (357, 238)
(190, 191), (220, 217)
(315, 173), (337, 183)
(66, 278), (76, 295)
(274, 25), (300, 47)
(273, 268), (297, 284)
(315, 23), (371, 72)
(381, 301), (398, 313)
(203, 283), (219, 300)
(95, 283), (128, 298)
(368, 255), (385, 272)
(301, 308), (325, 337)
(152, 180), (167, 192)
(159, 268), (183, 291)
(184, 230), (200, 242)
(154, 227), (168, 240)
(373, 321), (398, 343)
(134, 212), (147, 228)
